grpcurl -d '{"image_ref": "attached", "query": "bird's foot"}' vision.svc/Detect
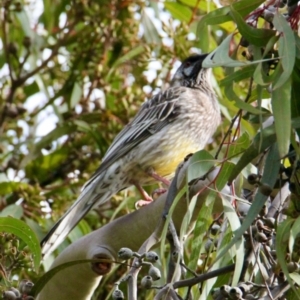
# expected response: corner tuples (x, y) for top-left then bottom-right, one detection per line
(131, 179), (154, 209)
(135, 198), (153, 209)
(152, 188), (167, 199)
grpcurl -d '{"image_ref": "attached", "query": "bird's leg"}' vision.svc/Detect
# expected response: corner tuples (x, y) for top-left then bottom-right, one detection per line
(131, 180), (153, 208)
(147, 168), (171, 186)
(146, 168), (170, 199)
(131, 169), (171, 208)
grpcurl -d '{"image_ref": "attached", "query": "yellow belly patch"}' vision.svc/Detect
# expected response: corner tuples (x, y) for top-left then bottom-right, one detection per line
(151, 141), (198, 178)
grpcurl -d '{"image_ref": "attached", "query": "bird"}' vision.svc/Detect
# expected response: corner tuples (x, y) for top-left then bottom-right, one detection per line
(41, 53), (221, 257)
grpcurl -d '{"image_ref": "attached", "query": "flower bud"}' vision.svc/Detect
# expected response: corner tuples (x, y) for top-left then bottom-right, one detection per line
(2, 291), (17, 300)
(8, 288), (20, 297)
(204, 239), (214, 253)
(118, 248), (133, 260)
(148, 265), (161, 281)
(210, 224), (220, 235)
(141, 275), (153, 289)
(255, 232), (268, 243)
(238, 282), (252, 293)
(19, 280), (34, 295)
(212, 288), (221, 299)
(220, 285), (231, 296)
(287, 262), (300, 273)
(112, 288), (124, 300)
(172, 250), (179, 262)
(229, 287), (243, 299)
(247, 174), (260, 185)
(145, 251), (159, 263)
(23, 36), (31, 48)
(263, 217), (275, 228)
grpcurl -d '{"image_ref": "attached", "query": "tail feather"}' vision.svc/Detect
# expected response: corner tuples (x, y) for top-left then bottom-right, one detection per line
(41, 184), (114, 258)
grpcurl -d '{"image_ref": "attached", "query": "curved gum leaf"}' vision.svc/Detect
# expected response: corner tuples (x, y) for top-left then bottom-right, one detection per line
(0, 217), (41, 272)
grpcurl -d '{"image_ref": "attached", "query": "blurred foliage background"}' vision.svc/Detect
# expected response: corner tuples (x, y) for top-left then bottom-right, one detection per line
(1, 0), (300, 299)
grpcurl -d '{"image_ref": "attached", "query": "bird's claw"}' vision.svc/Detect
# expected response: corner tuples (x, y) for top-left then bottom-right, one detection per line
(152, 188), (167, 199)
(135, 198), (153, 209)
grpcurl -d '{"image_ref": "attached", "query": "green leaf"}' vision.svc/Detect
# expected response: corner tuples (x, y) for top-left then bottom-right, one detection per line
(220, 65), (256, 86)
(271, 78), (291, 157)
(187, 150), (215, 182)
(289, 273), (300, 286)
(197, 0), (265, 33)
(221, 194), (244, 286)
(203, 35), (275, 68)
(25, 148), (70, 183)
(260, 142), (281, 186)
(291, 65), (300, 137)
(0, 205), (23, 218)
(16, 10), (34, 38)
(70, 82), (82, 109)
(216, 143), (280, 264)
(20, 124), (77, 168)
(197, 25), (210, 52)
(228, 125), (277, 183)
(289, 216), (300, 254)
(227, 133), (251, 160)
(106, 45), (145, 80)
(216, 162), (235, 190)
(23, 81), (40, 97)
(141, 9), (161, 45)
(0, 182), (29, 196)
(251, 35), (285, 87)
(272, 13), (296, 90)
(230, 7), (275, 47)
(164, 2), (193, 23)
(233, 98), (265, 115)
(277, 219), (300, 298)
(188, 192), (215, 273)
(0, 217), (41, 272)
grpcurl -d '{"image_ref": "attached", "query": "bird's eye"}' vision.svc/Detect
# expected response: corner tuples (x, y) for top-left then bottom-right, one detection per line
(184, 62), (191, 68)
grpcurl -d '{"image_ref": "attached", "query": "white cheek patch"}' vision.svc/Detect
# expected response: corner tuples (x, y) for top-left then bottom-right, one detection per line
(183, 65), (193, 77)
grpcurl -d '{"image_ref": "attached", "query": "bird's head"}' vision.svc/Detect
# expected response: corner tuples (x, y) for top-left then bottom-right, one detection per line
(171, 54), (210, 88)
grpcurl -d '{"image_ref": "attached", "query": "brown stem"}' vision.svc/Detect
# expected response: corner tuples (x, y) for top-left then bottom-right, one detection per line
(215, 77), (254, 159)
(188, 0), (201, 26)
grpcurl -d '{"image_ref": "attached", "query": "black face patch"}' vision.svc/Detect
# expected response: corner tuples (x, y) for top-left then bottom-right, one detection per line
(181, 54), (209, 81)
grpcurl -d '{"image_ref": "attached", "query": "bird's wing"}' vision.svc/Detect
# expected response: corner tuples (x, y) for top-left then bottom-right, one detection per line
(41, 86), (185, 258)
(84, 86), (184, 189)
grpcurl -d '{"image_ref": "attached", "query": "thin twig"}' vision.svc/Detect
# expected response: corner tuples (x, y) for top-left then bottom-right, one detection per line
(249, 226), (274, 299)
(215, 77), (254, 159)
(173, 263), (235, 288)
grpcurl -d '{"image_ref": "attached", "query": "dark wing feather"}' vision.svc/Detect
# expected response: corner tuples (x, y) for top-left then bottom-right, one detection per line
(84, 86), (183, 189)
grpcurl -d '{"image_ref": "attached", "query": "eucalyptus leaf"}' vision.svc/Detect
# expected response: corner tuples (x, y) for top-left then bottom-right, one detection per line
(216, 143), (280, 264)
(273, 13), (296, 90)
(0, 217), (41, 272)
(271, 78), (291, 157)
(230, 7), (275, 47)
(203, 35), (275, 68)
(188, 192), (215, 272)
(164, 2), (193, 23)
(289, 216), (300, 254)
(141, 9), (161, 45)
(187, 150), (215, 182)
(276, 219), (300, 298)
(0, 205), (23, 218)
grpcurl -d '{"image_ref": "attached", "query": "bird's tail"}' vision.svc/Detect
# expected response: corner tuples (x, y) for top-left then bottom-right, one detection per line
(41, 181), (114, 258)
